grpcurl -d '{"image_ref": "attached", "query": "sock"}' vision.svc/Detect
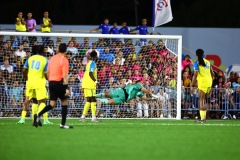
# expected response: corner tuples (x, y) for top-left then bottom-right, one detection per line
(200, 110), (206, 120)
(203, 110), (206, 120)
(96, 93), (105, 98)
(91, 102), (97, 119)
(38, 103), (48, 120)
(21, 110), (27, 119)
(61, 105), (68, 125)
(31, 103), (38, 119)
(38, 105), (53, 117)
(98, 98), (109, 104)
(82, 102), (91, 118)
(43, 112), (48, 120)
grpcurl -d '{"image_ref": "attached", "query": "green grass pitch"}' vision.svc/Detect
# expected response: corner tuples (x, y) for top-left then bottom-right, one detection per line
(0, 119), (240, 160)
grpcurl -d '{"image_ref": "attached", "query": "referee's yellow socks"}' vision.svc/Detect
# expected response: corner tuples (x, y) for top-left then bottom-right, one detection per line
(91, 102), (97, 117)
(31, 103), (38, 119)
(83, 102), (91, 115)
(200, 110), (206, 120)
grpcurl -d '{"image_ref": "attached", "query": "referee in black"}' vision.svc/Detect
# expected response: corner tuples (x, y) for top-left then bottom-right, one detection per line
(34, 43), (73, 129)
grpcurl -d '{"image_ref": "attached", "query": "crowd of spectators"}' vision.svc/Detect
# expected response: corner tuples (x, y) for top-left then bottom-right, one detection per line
(0, 12), (239, 119)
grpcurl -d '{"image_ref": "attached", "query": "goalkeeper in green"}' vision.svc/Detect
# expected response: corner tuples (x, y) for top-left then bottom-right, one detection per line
(96, 79), (157, 104)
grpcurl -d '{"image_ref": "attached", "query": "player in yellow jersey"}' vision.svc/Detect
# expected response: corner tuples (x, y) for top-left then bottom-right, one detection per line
(21, 45), (50, 126)
(80, 51), (99, 122)
(16, 84), (52, 125)
(190, 49), (214, 123)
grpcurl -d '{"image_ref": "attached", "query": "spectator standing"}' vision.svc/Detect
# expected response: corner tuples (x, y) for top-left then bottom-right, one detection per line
(25, 12), (37, 46)
(109, 22), (120, 43)
(90, 18), (110, 34)
(90, 18), (110, 44)
(15, 12), (27, 45)
(119, 22), (130, 35)
(130, 19), (151, 46)
(40, 11), (53, 46)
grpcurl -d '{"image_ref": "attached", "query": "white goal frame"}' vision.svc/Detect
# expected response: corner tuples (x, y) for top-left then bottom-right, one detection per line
(0, 31), (182, 120)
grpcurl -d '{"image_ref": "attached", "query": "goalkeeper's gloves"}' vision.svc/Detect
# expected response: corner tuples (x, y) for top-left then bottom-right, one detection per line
(151, 94), (159, 100)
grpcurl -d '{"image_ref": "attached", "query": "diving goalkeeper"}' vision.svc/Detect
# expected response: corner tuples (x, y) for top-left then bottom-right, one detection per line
(96, 79), (158, 104)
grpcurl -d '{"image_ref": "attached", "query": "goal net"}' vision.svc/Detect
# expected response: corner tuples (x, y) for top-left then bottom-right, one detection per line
(0, 32), (182, 119)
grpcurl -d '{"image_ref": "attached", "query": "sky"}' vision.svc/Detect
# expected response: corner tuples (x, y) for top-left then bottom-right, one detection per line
(0, 0), (239, 27)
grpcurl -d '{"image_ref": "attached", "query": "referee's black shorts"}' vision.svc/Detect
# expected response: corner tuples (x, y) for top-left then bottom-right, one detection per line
(49, 81), (68, 101)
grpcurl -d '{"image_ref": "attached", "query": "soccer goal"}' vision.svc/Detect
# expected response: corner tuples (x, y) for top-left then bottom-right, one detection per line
(0, 31), (182, 120)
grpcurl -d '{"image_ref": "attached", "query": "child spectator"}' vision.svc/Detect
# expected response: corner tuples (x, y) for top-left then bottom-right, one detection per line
(217, 76), (226, 88)
(130, 19), (152, 46)
(109, 22), (120, 43)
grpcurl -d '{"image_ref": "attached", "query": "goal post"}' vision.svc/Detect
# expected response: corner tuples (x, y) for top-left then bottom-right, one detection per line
(0, 31), (182, 120)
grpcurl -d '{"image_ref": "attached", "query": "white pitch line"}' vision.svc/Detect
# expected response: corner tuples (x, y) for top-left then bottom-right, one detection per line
(0, 122), (240, 127)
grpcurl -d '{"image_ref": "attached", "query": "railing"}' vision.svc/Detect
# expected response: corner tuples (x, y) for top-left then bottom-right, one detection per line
(0, 85), (239, 119)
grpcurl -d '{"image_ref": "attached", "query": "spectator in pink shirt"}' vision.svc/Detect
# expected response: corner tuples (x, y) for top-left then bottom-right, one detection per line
(133, 60), (141, 70)
(182, 55), (193, 71)
(159, 46), (169, 58)
(142, 73), (151, 86)
(131, 70), (142, 80)
(78, 65), (84, 79)
(217, 76), (226, 88)
(98, 66), (108, 85)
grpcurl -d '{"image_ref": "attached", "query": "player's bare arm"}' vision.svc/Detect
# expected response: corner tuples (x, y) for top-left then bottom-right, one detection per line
(190, 70), (198, 92)
(141, 87), (152, 96)
(22, 67), (28, 80)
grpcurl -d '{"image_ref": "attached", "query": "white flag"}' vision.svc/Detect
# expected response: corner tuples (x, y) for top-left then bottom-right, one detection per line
(153, 0), (173, 27)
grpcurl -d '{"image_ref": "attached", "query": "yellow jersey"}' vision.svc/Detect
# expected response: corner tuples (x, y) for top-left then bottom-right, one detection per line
(15, 18), (26, 31)
(82, 60), (97, 89)
(24, 55), (48, 89)
(40, 18), (51, 32)
(193, 58), (212, 86)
